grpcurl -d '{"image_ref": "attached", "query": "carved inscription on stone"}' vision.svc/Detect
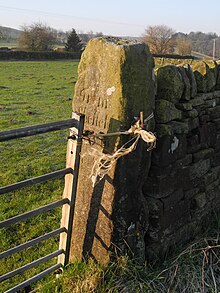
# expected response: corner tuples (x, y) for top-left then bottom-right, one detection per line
(74, 83), (112, 133)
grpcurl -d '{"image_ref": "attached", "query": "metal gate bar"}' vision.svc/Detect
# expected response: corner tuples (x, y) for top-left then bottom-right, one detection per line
(5, 263), (63, 293)
(0, 227), (67, 259)
(0, 249), (64, 282)
(0, 118), (80, 141)
(0, 167), (73, 195)
(0, 198), (69, 228)
(0, 113), (85, 292)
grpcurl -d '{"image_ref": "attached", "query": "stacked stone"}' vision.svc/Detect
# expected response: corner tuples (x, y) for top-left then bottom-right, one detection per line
(154, 57), (195, 67)
(143, 61), (220, 259)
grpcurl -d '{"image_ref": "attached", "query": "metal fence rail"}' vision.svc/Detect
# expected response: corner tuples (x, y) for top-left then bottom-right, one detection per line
(0, 198), (69, 228)
(0, 227), (67, 259)
(0, 249), (64, 282)
(5, 263), (63, 293)
(0, 118), (80, 141)
(0, 167), (73, 195)
(0, 113), (85, 292)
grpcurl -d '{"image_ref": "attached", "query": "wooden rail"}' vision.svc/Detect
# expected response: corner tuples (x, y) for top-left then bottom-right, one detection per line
(58, 112), (85, 266)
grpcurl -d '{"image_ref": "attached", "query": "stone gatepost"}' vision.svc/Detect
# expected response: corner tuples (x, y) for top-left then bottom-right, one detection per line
(71, 37), (155, 263)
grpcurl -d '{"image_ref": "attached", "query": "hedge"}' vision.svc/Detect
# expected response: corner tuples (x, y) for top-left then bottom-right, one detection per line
(0, 50), (82, 61)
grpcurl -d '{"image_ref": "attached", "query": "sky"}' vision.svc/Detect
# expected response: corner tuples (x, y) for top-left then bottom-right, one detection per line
(0, 0), (220, 37)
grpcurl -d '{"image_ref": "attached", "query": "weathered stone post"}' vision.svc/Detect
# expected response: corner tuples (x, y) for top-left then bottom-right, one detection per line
(70, 37), (155, 263)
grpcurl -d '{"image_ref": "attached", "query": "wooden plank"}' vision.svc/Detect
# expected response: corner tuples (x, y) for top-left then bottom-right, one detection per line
(5, 263), (63, 293)
(0, 227), (66, 259)
(0, 118), (80, 142)
(0, 168), (73, 195)
(0, 198), (69, 228)
(0, 249), (64, 282)
(58, 112), (85, 266)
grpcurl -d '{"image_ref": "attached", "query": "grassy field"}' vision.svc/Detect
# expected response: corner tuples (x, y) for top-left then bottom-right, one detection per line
(0, 41), (18, 48)
(0, 61), (78, 292)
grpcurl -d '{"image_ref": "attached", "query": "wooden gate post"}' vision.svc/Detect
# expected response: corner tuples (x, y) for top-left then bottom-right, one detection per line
(58, 112), (85, 267)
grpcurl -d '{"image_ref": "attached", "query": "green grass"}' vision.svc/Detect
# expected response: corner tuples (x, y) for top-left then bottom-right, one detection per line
(0, 41), (18, 48)
(0, 61), (78, 292)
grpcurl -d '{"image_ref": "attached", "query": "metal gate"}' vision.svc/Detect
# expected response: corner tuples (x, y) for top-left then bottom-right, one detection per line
(0, 112), (84, 292)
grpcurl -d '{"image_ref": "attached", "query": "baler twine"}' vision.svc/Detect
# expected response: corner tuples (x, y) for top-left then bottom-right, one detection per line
(81, 114), (156, 186)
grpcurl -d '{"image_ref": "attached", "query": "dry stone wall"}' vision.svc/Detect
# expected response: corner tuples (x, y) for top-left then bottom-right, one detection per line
(70, 38), (220, 263)
(154, 57), (195, 67)
(144, 60), (220, 260)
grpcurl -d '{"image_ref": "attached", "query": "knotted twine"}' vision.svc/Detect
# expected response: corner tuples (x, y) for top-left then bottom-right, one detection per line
(85, 120), (156, 187)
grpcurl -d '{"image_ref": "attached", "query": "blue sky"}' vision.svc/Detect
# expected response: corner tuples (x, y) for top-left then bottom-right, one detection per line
(0, 0), (219, 36)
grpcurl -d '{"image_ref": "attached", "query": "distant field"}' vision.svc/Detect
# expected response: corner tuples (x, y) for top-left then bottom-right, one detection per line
(0, 61), (79, 292)
(0, 41), (18, 48)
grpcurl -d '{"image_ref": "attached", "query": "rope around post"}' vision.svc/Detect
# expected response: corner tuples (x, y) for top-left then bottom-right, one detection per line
(80, 112), (156, 186)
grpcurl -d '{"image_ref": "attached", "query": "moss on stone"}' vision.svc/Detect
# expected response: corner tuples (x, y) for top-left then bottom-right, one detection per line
(184, 64), (197, 98)
(154, 57), (194, 67)
(216, 64), (220, 90)
(205, 60), (218, 78)
(168, 121), (189, 134)
(191, 61), (216, 93)
(74, 38), (155, 130)
(155, 99), (182, 123)
(156, 65), (184, 103)
(176, 102), (193, 111)
(177, 66), (191, 101)
(183, 109), (198, 119)
(156, 124), (173, 137)
(121, 43), (155, 126)
(193, 148), (214, 162)
(71, 37), (156, 263)
(189, 159), (211, 179)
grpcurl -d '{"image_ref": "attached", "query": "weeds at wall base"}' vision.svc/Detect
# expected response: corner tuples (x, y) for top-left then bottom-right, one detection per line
(37, 217), (220, 293)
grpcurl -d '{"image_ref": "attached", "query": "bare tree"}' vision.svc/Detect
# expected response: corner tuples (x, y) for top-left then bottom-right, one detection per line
(18, 23), (56, 51)
(176, 37), (192, 55)
(142, 25), (175, 54)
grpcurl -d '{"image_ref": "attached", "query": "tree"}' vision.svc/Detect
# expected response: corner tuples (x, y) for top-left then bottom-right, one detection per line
(0, 30), (3, 40)
(142, 25), (175, 54)
(188, 31), (219, 57)
(176, 36), (192, 55)
(56, 30), (68, 44)
(18, 23), (56, 51)
(65, 29), (82, 52)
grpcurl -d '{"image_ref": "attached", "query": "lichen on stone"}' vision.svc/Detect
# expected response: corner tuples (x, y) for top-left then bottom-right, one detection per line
(155, 99), (182, 123)
(191, 61), (216, 93)
(156, 65), (184, 103)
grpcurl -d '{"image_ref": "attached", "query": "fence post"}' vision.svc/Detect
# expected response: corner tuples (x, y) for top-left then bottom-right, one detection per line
(58, 112), (85, 267)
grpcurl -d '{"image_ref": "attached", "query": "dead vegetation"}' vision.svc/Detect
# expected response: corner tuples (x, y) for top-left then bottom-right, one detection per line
(37, 218), (220, 293)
